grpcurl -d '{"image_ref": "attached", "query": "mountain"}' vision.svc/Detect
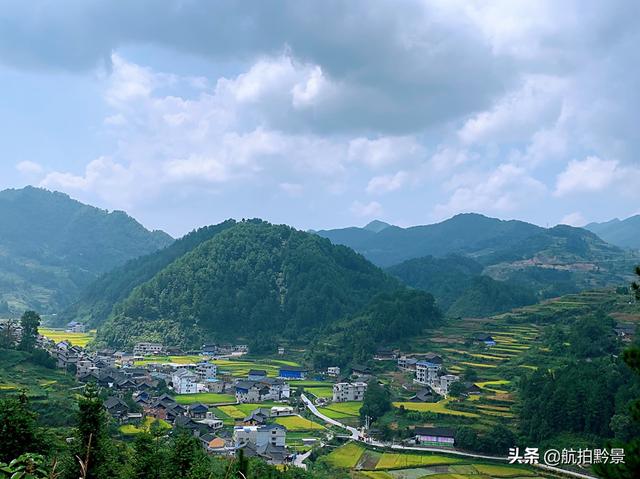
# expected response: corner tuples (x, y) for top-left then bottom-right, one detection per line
(386, 254), (537, 316)
(317, 213), (638, 295)
(585, 216), (640, 249)
(58, 220), (237, 327)
(96, 220), (400, 348)
(0, 187), (173, 314)
(363, 220), (391, 233)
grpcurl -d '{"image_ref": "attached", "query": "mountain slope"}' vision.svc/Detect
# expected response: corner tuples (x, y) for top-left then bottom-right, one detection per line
(59, 220), (237, 327)
(0, 187), (173, 313)
(586, 216), (640, 249)
(317, 213), (638, 293)
(96, 220), (400, 348)
(386, 254), (537, 316)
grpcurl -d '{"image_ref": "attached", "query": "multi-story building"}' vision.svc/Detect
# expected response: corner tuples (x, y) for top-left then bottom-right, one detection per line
(439, 374), (460, 394)
(415, 361), (441, 385)
(327, 366), (341, 377)
(195, 361), (217, 381)
(234, 379), (290, 403)
(233, 424), (286, 448)
(332, 382), (367, 402)
(133, 342), (164, 356)
(172, 369), (198, 394)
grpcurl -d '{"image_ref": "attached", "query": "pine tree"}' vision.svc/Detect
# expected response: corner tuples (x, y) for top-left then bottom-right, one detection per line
(19, 311), (40, 352)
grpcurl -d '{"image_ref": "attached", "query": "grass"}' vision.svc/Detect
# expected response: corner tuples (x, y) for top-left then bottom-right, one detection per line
(473, 464), (536, 477)
(375, 453), (463, 469)
(39, 328), (95, 347)
(318, 401), (362, 419)
(173, 392), (235, 404)
(274, 415), (325, 431)
(119, 417), (172, 435)
(324, 442), (365, 468)
(393, 398), (479, 418)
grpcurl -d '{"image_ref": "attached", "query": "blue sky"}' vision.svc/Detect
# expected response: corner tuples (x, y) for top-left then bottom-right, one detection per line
(1, 1), (639, 237)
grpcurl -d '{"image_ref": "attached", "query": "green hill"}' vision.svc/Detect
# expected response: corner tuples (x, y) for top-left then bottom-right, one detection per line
(386, 255), (537, 316)
(586, 215), (640, 249)
(58, 220), (236, 327)
(318, 213), (638, 294)
(0, 187), (173, 314)
(96, 220), (400, 348)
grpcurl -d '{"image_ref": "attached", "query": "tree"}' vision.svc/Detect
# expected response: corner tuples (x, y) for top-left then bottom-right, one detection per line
(129, 432), (162, 479)
(462, 367), (477, 382)
(0, 318), (18, 349)
(0, 392), (42, 463)
(448, 381), (466, 398)
(360, 380), (391, 423)
(19, 311), (40, 352)
(165, 431), (206, 479)
(62, 383), (121, 479)
(595, 267), (640, 479)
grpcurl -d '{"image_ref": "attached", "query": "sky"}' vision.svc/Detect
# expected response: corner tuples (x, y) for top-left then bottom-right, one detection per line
(1, 0), (639, 237)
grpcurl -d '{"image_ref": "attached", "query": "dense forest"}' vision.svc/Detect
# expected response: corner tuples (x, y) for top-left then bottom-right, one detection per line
(59, 220), (237, 327)
(386, 255), (538, 317)
(96, 220), (400, 348)
(0, 187), (172, 313)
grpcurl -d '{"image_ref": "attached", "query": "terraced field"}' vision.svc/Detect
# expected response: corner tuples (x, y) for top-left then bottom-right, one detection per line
(39, 327), (96, 347)
(328, 444), (548, 478)
(274, 415), (325, 431)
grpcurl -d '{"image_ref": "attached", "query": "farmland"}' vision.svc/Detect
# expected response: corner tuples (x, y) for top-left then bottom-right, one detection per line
(119, 417), (171, 435)
(274, 415), (325, 431)
(326, 443), (549, 478)
(39, 327), (96, 347)
(173, 392), (235, 405)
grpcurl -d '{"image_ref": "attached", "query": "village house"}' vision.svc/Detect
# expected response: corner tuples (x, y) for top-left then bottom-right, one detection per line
(198, 411), (224, 430)
(172, 369), (198, 394)
(66, 321), (86, 333)
(104, 396), (129, 422)
(201, 343), (217, 356)
(278, 347), (285, 355)
(439, 374), (460, 395)
(474, 334), (496, 347)
(233, 424), (289, 464)
(614, 324), (636, 342)
(247, 369), (267, 381)
(414, 426), (455, 446)
(277, 366), (308, 380)
(195, 361), (217, 381)
(414, 358), (442, 386)
(397, 356), (418, 371)
(205, 378), (226, 393)
(199, 434), (232, 454)
(374, 347), (397, 360)
(133, 342), (164, 356)
(333, 382), (367, 402)
(409, 387), (438, 403)
(327, 366), (340, 377)
(187, 403), (209, 419)
(350, 364), (372, 379)
(234, 378), (290, 403)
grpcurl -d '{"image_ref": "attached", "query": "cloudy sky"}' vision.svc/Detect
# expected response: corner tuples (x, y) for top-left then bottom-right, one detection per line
(1, 1), (639, 236)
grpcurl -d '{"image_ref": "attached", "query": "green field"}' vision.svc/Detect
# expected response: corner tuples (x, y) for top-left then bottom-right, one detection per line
(119, 417), (172, 435)
(173, 392), (235, 405)
(393, 398), (479, 418)
(324, 442), (365, 468)
(274, 415), (325, 431)
(375, 453), (463, 469)
(318, 401), (362, 419)
(39, 328), (95, 347)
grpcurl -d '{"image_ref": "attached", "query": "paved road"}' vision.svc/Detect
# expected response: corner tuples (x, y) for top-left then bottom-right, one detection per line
(300, 394), (600, 479)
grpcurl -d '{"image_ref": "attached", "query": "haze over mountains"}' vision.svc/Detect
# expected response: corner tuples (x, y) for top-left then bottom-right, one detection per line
(0, 187), (173, 313)
(586, 216), (640, 250)
(2, 186), (640, 349)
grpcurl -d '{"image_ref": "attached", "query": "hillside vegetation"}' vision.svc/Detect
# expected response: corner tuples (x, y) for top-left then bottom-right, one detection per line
(0, 187), (172, 313)
(59, 220), (236, 327)
(97, 220), (400, 348)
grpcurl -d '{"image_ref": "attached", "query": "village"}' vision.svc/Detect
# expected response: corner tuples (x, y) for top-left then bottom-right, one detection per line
(18, 313), (537, 470)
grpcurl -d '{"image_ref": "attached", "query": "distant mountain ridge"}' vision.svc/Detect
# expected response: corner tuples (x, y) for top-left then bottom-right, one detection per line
(586, 215), (640, 249)
(0, 186), (173, 313)
(317, 213), (639, 295)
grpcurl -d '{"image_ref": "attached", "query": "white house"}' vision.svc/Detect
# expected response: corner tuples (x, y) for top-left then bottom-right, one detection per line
(415, 360), (442, 386)
(233, 424), (286, 448)
(327, 366), (340, 377)
(439, 374), (460, 395)
(333, 382), (367, 402)
(172, 369), (198, 394)
(195, 361), (217, 381)
(133, 342), (164, 356)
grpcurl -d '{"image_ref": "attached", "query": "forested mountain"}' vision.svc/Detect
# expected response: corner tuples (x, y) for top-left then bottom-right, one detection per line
(0, 187), (173, 313)
(586, 215), (640, 249)
(96, 220), (400, 348)
(386, 255), (537, 316)
(317, 213), (638, 294)
(58, 220), (237, 327)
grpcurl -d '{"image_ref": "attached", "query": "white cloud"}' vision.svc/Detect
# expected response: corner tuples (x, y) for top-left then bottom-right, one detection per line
(366, 171), (408, 194)
(348, 136), (423, 169)
(435, 163), (546, 218)
(15, 160), (43, 175)
(350, 200), (383, 218)
(559, 212), (586, 226)
(554, 156), (618, 196)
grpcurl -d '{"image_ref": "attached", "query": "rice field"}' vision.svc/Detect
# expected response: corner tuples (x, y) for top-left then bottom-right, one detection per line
(375, 453), (463, 469)
(393, 398), (479, 418)
(39, 327), (95, 347)
(173, 392), (235, 404)
(324, 442), (365, 468)
(119, 417), (172, 435)
(274, 415), (325, 431)
(317, 401), (362, 419)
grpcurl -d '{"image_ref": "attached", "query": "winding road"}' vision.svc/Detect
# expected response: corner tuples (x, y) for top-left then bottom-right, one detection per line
(300, 394), (601, 479)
